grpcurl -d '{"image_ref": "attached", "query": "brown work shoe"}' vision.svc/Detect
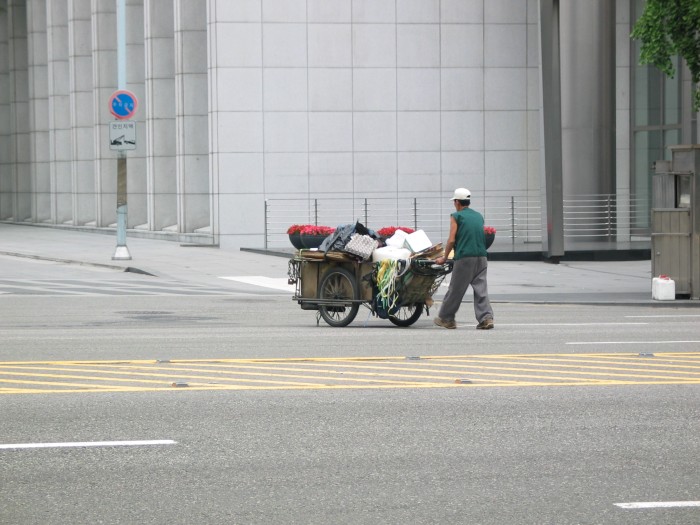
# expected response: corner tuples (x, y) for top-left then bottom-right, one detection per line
(434, 317), (457, 329)
(476, 318), (494, 330)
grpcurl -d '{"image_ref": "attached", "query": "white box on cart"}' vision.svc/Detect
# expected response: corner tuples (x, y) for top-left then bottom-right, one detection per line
(403, 230), (432, 253)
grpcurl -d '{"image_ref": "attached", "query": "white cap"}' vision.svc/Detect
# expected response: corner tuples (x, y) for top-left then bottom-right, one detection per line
(450, 188), (471, 201)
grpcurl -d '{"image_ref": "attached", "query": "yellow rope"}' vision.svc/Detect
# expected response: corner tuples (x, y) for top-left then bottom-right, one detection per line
(376, 260), (399, 311)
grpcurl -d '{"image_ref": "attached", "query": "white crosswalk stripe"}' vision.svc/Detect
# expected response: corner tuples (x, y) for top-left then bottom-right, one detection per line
(219, 276), (294, 292)
(0, 279), (235, 296)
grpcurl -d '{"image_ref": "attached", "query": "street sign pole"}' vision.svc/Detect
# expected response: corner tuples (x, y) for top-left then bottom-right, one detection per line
(114, 154), (129, 255)
(112, 0), (131, 260)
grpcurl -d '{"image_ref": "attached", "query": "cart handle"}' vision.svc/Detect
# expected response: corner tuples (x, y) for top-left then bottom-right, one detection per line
(410, 258), (454, 275)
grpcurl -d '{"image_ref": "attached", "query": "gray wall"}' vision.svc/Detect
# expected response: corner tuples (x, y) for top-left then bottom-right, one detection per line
(0, 0), (648, 251)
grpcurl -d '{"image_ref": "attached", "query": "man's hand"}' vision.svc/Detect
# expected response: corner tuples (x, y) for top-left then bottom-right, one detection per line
(435, 256), (446, 265)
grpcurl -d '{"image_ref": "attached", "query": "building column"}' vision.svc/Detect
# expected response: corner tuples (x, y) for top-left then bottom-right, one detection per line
(206, 0), (265, 249)
(175, 0), (209, 234)
(7, 0), (31, 222)
(0, 0), (12, 219)
(538, 0), (565, 258)
(125, 0), (146, 229)
(47, 0), (73, 224)
(69, 0), (95, 225)
(680, 50), (699, 145)
(144, 0), (176, 231)
(560, 1), (616, 196)
(90, 0), (115, 227)
(615, 0), (631, 241)
(27, 0), (51, 223)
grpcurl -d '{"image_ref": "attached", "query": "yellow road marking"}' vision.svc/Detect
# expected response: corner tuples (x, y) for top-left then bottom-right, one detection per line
(368, 359), (700, 381)
(240, 359), (700, 382)
(1, 352), (698, 366)
(2, 361), (634, 385)
(0, 364), (429, 387)
(0, 352), (699, 394)
(2, 379), (700, 395)
(154, 362), (582, 384)
(468, 355), (700, 373)
(0, 378), (137, 391)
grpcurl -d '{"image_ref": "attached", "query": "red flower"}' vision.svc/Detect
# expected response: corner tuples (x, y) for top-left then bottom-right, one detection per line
(300, 225), (334, 236)
(377, 226), (415, 237)
(287, 224), (306, 234)
(484, 226), (496, 235)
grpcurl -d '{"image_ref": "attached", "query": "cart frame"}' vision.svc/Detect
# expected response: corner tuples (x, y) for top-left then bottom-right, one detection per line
(288, 255), (452, 327)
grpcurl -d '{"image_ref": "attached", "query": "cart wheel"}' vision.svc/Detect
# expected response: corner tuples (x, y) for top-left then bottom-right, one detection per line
(318, 267), (359, 327)
(388, 303), (424, 327)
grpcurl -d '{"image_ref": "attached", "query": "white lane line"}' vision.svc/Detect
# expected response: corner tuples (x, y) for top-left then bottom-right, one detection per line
(220, 276), (294, 292)
(0, 439), (176, 450)
(615, 501), (700, 509)
(625, 315), (700, 318)
(568, 340), (700, 346)
(501, 323), (648, 327)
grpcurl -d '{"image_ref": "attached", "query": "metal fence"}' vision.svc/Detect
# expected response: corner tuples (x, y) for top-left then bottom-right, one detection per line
(264, 193), (651, 251)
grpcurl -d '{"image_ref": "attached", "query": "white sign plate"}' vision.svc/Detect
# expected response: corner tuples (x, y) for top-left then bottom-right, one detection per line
(109, 121), (136, 151)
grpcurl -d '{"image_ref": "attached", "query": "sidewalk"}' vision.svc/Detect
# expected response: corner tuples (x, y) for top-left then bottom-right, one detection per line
(0, 222), (695, 306)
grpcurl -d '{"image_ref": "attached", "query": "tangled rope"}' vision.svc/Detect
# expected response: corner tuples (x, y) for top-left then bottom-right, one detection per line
(375, 259), (408, 311)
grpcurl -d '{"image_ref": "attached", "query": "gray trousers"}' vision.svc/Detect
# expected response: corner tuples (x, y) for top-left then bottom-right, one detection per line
(438, 256), (493, 323)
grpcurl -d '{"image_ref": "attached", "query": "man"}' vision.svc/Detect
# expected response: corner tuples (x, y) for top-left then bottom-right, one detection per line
(433, 188), (494, 330)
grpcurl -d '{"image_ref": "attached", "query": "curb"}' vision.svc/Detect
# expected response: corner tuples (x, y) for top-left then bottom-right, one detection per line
(0, 251), (156, 276)
(489, 299), (700, 307)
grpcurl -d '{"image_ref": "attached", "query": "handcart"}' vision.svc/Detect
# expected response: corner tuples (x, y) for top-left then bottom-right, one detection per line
(287, 248), (453, 327)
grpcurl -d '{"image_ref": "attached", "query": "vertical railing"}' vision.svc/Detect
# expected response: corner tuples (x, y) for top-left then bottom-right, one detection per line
(510, 196), (516, 246)
(263, 193), (651, 249)
(413, 198), (418, 230)
(264, 199), (268, 249)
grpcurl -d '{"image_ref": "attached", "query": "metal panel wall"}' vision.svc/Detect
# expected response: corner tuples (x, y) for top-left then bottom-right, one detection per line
(651, 209), (691, 294)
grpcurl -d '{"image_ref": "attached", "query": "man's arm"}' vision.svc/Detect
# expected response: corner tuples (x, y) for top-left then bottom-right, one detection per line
(435, 216), (458, 264)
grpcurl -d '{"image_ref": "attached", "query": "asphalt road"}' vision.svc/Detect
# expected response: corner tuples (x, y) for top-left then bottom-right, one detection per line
(1, 258), (699, 524)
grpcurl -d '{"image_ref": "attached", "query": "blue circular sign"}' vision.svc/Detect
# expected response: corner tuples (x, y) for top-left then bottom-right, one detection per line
(109, 90), (138, 120)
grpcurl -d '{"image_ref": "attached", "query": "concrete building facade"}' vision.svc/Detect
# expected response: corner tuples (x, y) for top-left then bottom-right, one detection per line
(0, 0), (698, 251)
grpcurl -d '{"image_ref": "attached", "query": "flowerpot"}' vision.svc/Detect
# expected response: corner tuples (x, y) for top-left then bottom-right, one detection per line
(300, 234), (328, 249)
(288, 232), (304, 250)
(484, 232), (496, 249)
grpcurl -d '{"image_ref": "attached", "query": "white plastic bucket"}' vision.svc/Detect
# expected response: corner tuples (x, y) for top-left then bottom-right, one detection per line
(652, 275), (675, 301)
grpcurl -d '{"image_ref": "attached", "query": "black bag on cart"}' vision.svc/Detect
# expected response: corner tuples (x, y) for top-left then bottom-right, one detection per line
(319, 221), (378, 253)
